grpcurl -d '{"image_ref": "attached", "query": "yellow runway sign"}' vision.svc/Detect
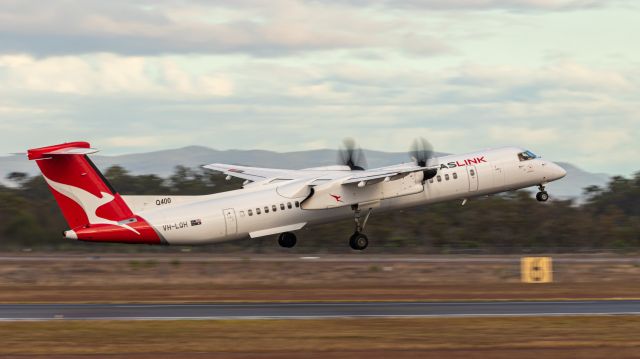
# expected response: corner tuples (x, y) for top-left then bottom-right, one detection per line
(521, 257), (553, 283)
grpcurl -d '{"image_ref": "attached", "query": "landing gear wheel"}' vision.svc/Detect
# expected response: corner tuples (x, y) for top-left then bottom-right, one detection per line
(536, 191), (549, 202)
(349, 205), (372, 251)
(536, 184), (549, 202)
(349, 232), (368, 251)
(278, 232), (297, 248)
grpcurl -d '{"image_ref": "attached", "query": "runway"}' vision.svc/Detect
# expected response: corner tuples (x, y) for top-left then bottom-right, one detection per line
(1, 300), (639, 321)
(2, 254), (639, 264)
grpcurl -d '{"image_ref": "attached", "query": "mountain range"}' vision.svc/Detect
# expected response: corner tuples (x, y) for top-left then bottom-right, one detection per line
(0, 146), (611, 200)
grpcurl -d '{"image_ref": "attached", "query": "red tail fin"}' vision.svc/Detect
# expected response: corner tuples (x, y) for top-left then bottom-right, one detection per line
(28, 142), (133, 228)
(27, 142), (162, 244)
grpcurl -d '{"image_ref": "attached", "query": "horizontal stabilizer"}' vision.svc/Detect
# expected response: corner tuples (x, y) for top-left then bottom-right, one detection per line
(43, 147), (99, 156)
(27, 142), (98, 160)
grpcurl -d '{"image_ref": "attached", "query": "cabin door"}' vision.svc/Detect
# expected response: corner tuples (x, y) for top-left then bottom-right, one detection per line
(223, 208), (237, 236)
(467, 165), (479, 191)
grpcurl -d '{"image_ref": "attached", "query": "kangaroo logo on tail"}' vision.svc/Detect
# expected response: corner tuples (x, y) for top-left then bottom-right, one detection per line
(43, 175), (140, 235)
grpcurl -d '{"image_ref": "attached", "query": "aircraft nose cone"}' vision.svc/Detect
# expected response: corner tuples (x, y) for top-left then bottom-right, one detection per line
(553, 163), (567, 180)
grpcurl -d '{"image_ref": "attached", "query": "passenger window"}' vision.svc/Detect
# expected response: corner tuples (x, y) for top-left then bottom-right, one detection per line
(437, 175), (442, 182)
(287, 202), (292, 209)
(429, 178), (434, 183)
(248, 209), (253, 216)
(453, 172), (458, 179)
(280, 203), (285, 210)
(470, 169), (475, 176)
(239, 211), (245, 217)
(256, 208), (261, 215)
(445, 174), (450, 181)
(264, 206), (269, 213)
(272, 205), (277, 212)
(295, 201), (300, 208)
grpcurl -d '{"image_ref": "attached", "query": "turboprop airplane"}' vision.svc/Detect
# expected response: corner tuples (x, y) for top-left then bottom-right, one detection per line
(27, 139), (566, 250)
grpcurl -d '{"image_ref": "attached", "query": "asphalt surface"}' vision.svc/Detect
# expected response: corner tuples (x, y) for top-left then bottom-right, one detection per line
(2, 255), (639, 263)
(1, 300), (639, 321)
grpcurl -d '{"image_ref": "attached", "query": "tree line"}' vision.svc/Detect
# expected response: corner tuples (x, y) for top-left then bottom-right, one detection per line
(0, 165), (638, 253)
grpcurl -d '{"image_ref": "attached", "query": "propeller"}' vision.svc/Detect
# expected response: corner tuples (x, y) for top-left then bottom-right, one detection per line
(410, 137), (434, 167)
(338, 138), (367, 171)
(410, 137), (438, 181)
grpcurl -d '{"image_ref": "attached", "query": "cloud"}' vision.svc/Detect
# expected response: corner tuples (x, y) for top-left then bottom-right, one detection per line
(0, 0), (452, 57)
(0, 0), (638, 176)
(488, 126), (560, 144)
(0, 0), (631, 59)
(103, 136), (164, 147)
(0, 54), (234, 97)
(324, 0), (623, 11)
(0, 0), (627, 60)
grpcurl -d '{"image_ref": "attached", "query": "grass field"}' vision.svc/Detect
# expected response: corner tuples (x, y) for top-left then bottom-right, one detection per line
(2, 254), (640, 358)
(1, 316), (640, 358)
(1, 254), (640, 302)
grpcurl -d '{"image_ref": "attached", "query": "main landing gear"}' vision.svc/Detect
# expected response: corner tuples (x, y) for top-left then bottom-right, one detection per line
(278, 232), (297, 248)
(350, 232), (369, 251)
(350, 206), (372, 250)
(536, 184), (549, 202)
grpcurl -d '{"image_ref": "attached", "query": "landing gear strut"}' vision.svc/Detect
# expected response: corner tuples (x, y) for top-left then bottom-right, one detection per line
(349, 206), (372, 250)
(536, 184), (549, 202)
(278, 232), (297, 248)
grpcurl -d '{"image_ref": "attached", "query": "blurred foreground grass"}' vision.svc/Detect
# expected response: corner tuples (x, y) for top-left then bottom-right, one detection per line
(1, 317), (640, 358)
(2, 255), (640, 302)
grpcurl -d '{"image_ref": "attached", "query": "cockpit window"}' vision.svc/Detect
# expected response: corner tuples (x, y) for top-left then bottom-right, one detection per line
(517, 150), (537, 161)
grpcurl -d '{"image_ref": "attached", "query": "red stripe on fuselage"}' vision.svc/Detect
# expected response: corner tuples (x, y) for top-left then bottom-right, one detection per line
(73, 215), (162, 244)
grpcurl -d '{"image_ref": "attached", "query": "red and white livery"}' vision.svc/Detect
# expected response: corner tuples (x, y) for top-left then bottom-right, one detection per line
(28, 141), (566, 250)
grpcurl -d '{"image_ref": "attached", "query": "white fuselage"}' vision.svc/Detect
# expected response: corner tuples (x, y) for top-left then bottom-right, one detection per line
(122, 147), (566, 245)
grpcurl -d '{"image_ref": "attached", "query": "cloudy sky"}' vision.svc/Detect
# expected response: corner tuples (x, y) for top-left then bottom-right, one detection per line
(0, 0), (638, 175)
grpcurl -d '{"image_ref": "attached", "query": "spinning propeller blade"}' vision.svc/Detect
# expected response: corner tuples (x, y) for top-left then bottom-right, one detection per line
(338, 138), (367, 171)
(409, 137), (438, 181)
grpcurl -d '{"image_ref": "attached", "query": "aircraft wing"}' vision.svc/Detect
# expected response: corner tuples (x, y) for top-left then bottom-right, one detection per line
(204, 161), (439, 209)
(341, 163), (433, 185)
(301, 162), (439, 210)
(205, 161), (436, 185)
(203, 163), (303, 182)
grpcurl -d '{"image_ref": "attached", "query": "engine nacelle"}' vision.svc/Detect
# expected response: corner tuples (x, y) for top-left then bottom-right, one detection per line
(302, 172), (424, 210)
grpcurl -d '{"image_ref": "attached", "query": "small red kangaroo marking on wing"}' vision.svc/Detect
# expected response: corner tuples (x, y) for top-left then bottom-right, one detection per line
(330, 194), (343, 202)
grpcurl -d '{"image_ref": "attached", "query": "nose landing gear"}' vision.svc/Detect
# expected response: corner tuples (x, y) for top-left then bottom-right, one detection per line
(536, 184), (549, 202)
